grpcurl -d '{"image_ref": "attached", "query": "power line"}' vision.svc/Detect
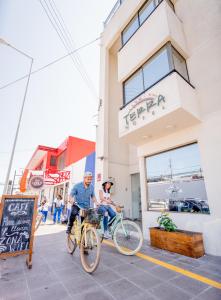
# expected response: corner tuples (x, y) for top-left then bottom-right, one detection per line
(0, 36), (100, 90)
(39, 0), (98, 102)
(49, 0), (98, 98)
(46, 0), (98, 100)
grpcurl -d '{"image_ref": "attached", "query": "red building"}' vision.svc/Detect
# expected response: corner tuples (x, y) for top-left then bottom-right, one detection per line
(20, 136), (95, 197)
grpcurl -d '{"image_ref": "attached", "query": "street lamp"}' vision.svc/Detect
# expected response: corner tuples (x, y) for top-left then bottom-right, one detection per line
(0, 38), (34, 194)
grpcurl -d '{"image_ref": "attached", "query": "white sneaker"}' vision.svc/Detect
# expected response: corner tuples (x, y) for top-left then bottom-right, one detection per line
(104, 231), (111, 239)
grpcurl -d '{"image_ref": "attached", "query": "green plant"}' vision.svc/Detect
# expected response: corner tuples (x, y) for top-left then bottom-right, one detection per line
(157, 213), (177, 232)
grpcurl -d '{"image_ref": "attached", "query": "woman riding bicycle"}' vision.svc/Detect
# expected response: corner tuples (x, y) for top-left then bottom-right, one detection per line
(98, 179), (116, 239)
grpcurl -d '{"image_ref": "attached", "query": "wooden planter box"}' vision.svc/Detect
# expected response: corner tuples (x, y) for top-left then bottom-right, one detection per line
(149, 227), (205, 258)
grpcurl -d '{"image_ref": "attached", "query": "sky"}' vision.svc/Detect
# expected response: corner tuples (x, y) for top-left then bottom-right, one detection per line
(0, 0), (116, 192)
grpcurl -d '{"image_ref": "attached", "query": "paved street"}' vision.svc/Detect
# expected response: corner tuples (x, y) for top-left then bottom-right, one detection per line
(0, 222), (221, 300)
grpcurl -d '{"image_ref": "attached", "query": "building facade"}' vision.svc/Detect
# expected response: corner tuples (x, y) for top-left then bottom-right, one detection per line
(96, 0), (221, 255)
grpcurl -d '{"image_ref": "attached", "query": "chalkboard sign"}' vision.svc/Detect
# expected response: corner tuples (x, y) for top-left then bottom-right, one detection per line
(0, 195), (37, 268)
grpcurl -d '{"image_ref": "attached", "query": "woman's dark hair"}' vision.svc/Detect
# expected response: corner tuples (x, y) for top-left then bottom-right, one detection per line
(102, 182), (111, 193)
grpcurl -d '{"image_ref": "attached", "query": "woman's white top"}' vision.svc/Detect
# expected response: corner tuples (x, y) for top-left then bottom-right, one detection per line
(101, 190), (110, 205)
(42, 202), (49, 211)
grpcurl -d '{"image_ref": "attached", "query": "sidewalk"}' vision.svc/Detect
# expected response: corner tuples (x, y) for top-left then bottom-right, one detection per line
(0, 222), (221, 300)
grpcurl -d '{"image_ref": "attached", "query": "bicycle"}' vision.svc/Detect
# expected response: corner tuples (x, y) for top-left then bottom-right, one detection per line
(98, 206), (143, 255)
(66, 207), (101, 273)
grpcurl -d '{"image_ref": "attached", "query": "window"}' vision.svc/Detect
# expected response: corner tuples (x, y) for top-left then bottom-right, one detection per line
(172, 47), (189, 81)
(145, 143), (209, 214)
(124, 69), (143, 104)
(122, 15), (139, 45)
(121, 0), (173, 46)
(139, 0), (157, 25)
(50, 155), (57, 167)
(57, 150), (66, 170)
(143, 47), (171, 90)
(123, 43), (189, 105)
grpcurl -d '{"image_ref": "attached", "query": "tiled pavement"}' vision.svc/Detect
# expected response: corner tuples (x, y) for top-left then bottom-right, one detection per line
(0, 224), (221, 300)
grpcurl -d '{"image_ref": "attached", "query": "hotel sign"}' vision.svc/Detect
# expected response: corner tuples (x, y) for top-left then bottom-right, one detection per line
(123, 93), (166, 129)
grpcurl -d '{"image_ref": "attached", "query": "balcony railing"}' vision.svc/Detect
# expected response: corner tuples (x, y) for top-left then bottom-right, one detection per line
(103, 0), (124, 27)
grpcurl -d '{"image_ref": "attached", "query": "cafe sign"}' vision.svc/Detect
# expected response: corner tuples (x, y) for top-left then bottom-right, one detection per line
(29, 175), (44, 190)
(123, 93), (166, 129)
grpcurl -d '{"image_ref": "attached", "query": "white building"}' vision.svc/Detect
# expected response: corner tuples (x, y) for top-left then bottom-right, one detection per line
(96, 0), (221, 255)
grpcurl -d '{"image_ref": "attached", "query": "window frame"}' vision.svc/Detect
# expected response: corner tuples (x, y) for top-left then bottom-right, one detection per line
(122, 42), (192, 107)
(121, 0), (174, 48)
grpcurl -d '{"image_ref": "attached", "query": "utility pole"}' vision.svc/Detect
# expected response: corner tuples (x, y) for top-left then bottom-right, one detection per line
(0, 39), (33, 194)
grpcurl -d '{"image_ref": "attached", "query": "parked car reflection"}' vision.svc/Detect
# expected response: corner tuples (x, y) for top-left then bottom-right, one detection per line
(169, 198), (210, 214)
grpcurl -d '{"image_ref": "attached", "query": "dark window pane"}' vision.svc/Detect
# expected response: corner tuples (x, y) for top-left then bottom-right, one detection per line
(124, 69), (144, 103)
(50, 155), (57, 166)
(146, 144), (209, 214)
(122, 15), (139, 45)
(172, 47), (189, 81)
(139, 0), (155, 25)
(143, 47), (171, 90)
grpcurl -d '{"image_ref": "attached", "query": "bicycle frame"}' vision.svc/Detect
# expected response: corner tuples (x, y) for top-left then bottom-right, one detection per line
(98, 211), (125, 237)
(73, 216), (96, 247)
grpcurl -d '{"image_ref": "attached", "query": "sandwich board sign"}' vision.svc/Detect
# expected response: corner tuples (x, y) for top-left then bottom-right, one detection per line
(0, 195), (38, 268)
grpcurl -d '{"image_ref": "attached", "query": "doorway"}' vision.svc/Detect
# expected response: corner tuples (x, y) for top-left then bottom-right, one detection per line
(131, 173), (142, 221)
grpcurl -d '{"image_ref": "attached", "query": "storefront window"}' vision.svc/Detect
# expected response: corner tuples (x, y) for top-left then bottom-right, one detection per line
(145, 143), (210, 214)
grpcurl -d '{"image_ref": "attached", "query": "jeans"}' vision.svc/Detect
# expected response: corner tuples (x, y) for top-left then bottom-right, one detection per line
(53, 207), (62, 223)
(42, 211), (48, 223)
(98, 205), (116, 231)
(67, 208), (71, 221)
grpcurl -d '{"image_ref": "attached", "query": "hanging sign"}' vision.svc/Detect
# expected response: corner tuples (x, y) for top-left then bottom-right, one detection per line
(29, 175), (44, 190)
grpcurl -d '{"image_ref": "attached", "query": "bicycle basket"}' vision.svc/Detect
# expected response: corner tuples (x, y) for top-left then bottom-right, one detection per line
(84, 209), (102, 226)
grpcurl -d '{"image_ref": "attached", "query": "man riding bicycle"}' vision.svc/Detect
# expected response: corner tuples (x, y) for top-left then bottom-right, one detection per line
(66, 171), (98, 234)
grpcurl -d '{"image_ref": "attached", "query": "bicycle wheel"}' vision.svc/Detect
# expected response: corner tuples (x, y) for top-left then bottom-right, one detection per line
(80, 226), (101, 273)
(113, 220), (143, 255)
(66, 232), (77, 254)
(35, 214), (43, 231)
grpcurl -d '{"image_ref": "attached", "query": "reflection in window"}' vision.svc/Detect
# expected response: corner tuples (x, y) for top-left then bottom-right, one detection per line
(122, 15), (139, 45)
(145, 143), (209, 214)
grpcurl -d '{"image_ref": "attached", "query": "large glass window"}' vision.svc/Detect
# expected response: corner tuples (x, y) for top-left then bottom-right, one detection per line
(143, 47), (171, 90)
(145, 143), (209, 214)
(123, 43), (189, 105)
(122, 15), (139, 45)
